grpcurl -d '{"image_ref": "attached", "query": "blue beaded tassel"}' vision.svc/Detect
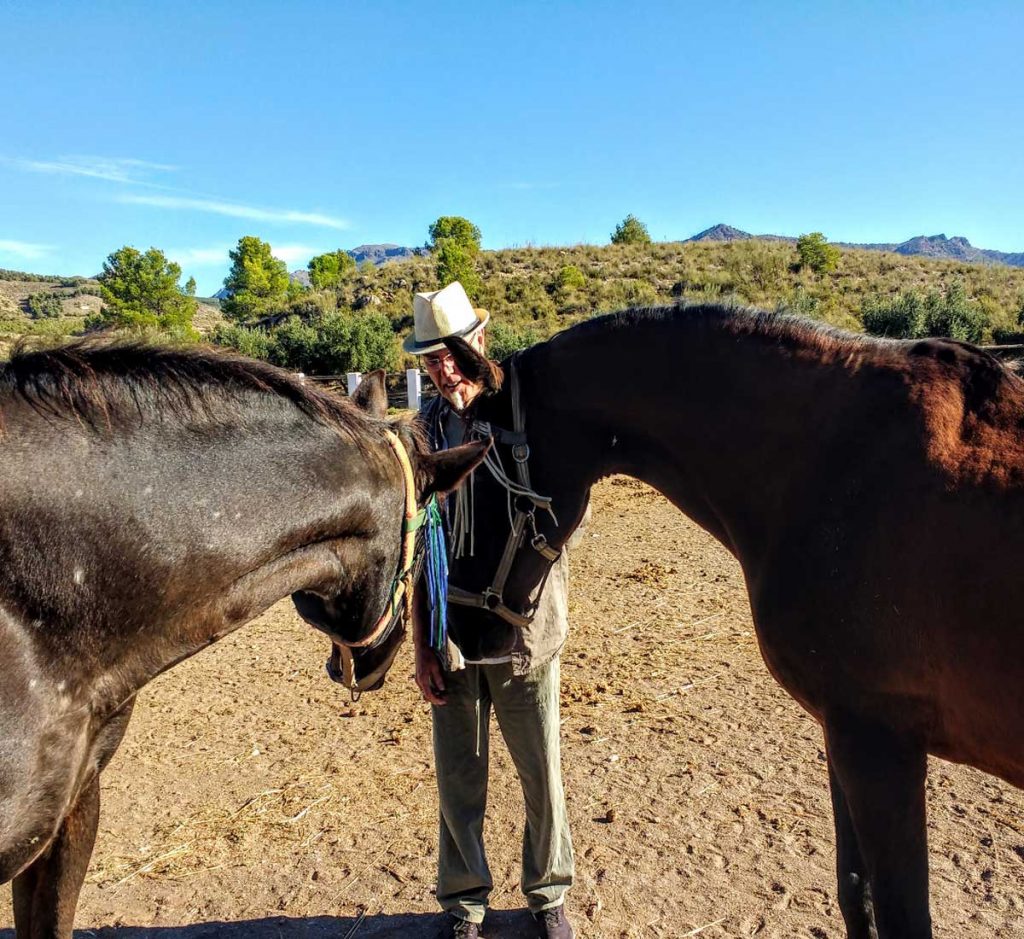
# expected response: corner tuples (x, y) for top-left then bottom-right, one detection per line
(424, 495), (449, 653)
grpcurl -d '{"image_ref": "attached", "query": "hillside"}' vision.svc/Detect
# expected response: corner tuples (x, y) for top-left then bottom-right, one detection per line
(687, 225), (1024, 268)
(4, 239), (1024, 364)
(332, 238), (1024, 356)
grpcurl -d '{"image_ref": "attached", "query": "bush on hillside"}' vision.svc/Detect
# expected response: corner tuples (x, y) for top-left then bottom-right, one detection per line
(862, 281), (986, 343)
(796, 232), (841, 274)
(24, 291), (64, 319)
(211, 323), (274, 360)
(487, 321), (541, 361)
(610, 214), (652, 246)
(922, 281), (986, 343)
(213, 309), (398, 375)
(862, 291), (926, 338)
(308, 250), (356, 290)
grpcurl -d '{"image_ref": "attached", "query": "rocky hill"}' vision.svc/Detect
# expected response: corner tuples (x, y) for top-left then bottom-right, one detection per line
(687, 224), (1023, 268)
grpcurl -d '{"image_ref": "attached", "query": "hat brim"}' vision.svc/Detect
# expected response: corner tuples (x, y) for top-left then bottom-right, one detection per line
(403, 309), (490, 355)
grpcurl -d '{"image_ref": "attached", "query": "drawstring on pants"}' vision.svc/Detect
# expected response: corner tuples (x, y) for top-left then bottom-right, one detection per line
(473, 666), (483, 758)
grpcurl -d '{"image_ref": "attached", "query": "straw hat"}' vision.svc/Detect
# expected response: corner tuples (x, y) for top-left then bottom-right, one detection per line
(403, 281), (489, 354)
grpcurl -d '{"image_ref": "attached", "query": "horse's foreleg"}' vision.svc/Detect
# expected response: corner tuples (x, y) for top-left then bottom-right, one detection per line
(827, 762), (876, 939)
(825, 716), (931, 939)
(12, 775), (99, 939)
(12, 696), (136, 939)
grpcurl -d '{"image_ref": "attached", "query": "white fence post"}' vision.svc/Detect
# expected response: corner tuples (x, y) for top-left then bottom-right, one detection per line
(346, 372), (362, 395)
(406, 368), (422, 410)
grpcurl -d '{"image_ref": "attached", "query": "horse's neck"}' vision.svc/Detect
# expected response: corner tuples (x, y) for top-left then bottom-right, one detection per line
(538, 314), (867, 555)
(15, 423), (387, 719)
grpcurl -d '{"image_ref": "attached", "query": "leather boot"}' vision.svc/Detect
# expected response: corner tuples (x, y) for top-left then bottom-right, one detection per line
(533, 905), (574, 939)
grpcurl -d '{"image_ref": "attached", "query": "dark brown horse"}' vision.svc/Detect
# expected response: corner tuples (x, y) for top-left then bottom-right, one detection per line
(0, 342), (485, 939)
(430, 302), (1024, 939)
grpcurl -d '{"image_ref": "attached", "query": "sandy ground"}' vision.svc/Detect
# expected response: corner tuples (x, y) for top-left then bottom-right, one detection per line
(2, 478), (1022, 938)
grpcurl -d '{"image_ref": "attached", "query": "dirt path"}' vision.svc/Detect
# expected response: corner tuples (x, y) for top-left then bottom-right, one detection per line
(2, 479), (1022, 938)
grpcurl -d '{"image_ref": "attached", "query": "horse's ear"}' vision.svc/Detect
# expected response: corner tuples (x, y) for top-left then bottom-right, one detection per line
(418, 439), (490, 499)
(349, 370), (388, 419)
(443, 336), (504, 394)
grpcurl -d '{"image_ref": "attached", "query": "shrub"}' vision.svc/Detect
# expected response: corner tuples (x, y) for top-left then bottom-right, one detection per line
(211, 323), (274, 360)
(861, 281), (987, 343)
(308, 250), (356, 290)
(862, 292), (925, 338)
(24, 291), (64, 319)
(922, 281), (986, 343)
(610, 214), (652, 246)
(796, 232), (841, 274)
(487, 321), (540, 360)
(214, 310), (400, 375)
(555, 264), (586, 292)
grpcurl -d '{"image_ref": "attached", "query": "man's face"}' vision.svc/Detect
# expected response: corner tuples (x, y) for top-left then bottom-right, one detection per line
(422, 329), (486, 412)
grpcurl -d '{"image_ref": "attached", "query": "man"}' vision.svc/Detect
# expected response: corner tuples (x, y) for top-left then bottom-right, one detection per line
(405, 282), (575, 939)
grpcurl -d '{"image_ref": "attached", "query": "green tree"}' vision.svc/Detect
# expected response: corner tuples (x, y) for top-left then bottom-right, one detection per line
(796, 232), (841, 274)
(427, 216), (483, 296)
(184, 276), (197, 296)
(308, 249), (356, 290)
(428, 216), (482, 252)
(435, 239), (481, 295)
(610, 214), (652, 246)
(97, 246), (198, 336)
(221, 236), (290, 322)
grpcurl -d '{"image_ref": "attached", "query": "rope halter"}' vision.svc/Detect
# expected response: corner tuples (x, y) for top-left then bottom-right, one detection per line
(326, 428), (426, 699)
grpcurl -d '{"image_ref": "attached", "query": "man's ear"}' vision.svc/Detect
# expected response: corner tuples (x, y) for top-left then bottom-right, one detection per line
(418, 439), (490, 499)
(443, 336), (504, 394)
(349, 370), (388, 419)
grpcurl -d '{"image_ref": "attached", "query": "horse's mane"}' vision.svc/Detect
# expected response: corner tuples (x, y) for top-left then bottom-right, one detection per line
(537, 300), (1022, 418)
(0, 338), (373, 440)
(548, 301), (878, 356)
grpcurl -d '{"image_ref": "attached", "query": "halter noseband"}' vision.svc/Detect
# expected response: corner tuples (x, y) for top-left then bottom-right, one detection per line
(447, 358), (561, 628)
(326, 428), (426, 698)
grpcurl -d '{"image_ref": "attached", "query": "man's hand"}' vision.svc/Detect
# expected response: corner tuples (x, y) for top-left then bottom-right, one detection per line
(415, 645), (447, 705)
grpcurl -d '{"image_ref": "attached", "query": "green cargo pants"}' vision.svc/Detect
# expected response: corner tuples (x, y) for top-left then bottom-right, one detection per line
(431, 655), (574, 924)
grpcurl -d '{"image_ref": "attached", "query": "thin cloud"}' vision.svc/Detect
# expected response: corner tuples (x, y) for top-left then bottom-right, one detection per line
(269, 244), (323, 264)
(0, 239), (53, 261)
(118, 194), (349, 230)
(166, 246), (232, 266)
(9, 155), (176, 183)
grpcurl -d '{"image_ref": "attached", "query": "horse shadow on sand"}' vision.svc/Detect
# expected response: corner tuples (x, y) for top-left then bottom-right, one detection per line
(1, 909), (539, 939)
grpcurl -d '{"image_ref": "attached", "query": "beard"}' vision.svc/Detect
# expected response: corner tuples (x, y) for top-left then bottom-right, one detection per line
(449, 385), (471, 411)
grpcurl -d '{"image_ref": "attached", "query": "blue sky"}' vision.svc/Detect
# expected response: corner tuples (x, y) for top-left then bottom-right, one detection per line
(3, 0), (1022, 295)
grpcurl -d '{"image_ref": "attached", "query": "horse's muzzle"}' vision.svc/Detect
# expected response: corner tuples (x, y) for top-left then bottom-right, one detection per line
(325, 643), (389, 699)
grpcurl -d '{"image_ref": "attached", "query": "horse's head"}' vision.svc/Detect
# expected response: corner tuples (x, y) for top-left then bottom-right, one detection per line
(292, 370), (489, 695)
(437, 338), (594, 662)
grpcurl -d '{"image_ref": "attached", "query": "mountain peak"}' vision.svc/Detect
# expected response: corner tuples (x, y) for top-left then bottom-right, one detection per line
(686, 224), (752, 242)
